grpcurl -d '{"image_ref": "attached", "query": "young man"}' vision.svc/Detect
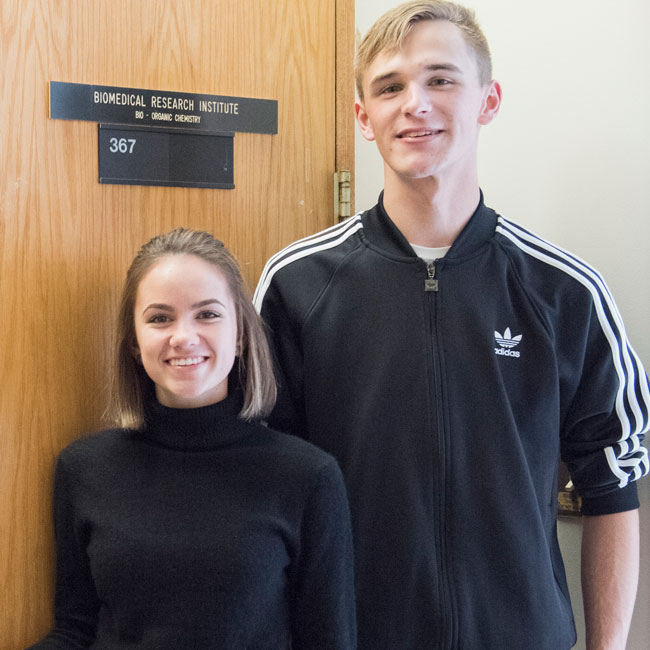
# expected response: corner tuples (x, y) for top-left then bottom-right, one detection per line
(255, 2), (649, 649)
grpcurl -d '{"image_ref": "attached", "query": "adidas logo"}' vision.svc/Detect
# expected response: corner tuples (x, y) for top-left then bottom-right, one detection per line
(495, 327), (522, 358)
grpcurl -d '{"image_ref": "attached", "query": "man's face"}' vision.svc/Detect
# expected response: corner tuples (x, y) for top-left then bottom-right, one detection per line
(356, 20), (500, 186)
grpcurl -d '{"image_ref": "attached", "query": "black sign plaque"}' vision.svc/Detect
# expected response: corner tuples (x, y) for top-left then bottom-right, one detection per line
(98, 124), (234, 189)
(52, 81), (277, 134)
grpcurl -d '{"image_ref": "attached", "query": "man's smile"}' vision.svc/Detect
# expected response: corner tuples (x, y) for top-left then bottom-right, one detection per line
(396, 128), (440, 139)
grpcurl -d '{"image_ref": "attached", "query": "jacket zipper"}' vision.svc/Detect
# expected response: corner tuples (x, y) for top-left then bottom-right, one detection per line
(424, 259), (455, 649)
(425, 261), (438, 292)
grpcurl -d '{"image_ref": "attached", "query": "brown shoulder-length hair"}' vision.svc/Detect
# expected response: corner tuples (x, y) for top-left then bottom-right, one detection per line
(107, 228), (277, 428)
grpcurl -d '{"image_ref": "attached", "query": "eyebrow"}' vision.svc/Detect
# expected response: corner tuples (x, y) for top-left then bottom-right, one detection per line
(369, 63), (463, 91)
(142, 298), (224, 315)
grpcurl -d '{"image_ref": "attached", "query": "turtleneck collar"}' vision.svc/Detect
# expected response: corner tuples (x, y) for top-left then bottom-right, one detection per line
(140, 384), (256, 451)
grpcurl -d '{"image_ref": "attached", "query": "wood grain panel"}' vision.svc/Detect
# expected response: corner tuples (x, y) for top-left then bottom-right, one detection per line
(0, 0), (351, 646)
(336, 0), (356, 214)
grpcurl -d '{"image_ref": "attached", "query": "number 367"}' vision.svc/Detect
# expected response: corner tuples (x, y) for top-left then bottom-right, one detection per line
(109, 137), (136, 154)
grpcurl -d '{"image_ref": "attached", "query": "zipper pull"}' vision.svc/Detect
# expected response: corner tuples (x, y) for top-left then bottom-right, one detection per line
(425, 262), (438, 292)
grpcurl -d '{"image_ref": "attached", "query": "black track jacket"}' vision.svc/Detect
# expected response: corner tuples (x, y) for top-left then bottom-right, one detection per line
(254, 194), (649, 650)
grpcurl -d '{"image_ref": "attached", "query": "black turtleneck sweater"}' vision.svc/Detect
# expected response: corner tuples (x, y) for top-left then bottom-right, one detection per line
(28, 393), (356, 649)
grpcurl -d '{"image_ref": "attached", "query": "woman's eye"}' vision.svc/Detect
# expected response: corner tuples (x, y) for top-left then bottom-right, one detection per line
(148, 314), (170, 324)
(198, 310), (219, 320)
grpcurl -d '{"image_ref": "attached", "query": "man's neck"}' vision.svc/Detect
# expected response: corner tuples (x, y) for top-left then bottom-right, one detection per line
(381, 173), (481, 248)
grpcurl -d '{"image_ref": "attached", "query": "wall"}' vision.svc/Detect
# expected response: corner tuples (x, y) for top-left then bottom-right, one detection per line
(355, 1), (650, 648)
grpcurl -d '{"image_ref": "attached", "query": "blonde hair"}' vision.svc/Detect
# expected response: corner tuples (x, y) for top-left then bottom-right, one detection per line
(355, 0), (493, 101)
(107, 228), (276, 428)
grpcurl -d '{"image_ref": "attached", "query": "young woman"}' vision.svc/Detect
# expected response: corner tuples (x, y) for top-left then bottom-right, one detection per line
(29, 229), (356, 650)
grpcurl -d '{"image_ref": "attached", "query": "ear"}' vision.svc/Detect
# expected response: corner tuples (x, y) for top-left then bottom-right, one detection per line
(478, 80), (502, 126)
(355, 100), (376, 142)
(132, 344), (142, 364)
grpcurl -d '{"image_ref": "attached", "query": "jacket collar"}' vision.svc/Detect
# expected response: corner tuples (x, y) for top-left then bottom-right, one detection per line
(361, 190), (498, 262)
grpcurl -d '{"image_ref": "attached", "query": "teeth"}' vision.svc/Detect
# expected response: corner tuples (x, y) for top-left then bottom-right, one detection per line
(401, 130), (433, 138)
(169, 357), (205, 366)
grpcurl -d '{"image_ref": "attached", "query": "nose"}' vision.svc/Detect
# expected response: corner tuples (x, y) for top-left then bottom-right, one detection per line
(169, 320), (199, 348)
(402, 82), (431, 116)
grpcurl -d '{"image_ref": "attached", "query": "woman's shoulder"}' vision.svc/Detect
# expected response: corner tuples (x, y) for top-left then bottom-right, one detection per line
(57, 427), (136, 466)
(251, 423), (342, 479)
(238, 424), (347, 514)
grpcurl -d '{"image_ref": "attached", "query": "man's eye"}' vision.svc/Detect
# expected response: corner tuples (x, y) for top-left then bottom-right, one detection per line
(380, 84), (401, 95)
(430, 78), (451, 86)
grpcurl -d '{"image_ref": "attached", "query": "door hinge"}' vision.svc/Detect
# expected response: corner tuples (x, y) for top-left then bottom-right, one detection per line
(334, 170), (351, 223)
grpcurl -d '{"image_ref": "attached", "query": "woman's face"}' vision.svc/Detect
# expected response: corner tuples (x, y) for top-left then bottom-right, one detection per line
(133, 254), (239, 409)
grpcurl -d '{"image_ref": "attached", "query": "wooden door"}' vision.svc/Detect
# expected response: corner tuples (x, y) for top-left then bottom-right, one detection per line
(0, 0), (354, 646)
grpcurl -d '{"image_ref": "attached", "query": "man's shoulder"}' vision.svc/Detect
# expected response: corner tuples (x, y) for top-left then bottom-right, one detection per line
(494, 214), (609, 291)
(254, 213), (365, 309)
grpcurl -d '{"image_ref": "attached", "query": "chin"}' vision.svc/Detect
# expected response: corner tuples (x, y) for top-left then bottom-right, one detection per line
(396, 166), (441, 181)
(390, 156), (443, 178)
